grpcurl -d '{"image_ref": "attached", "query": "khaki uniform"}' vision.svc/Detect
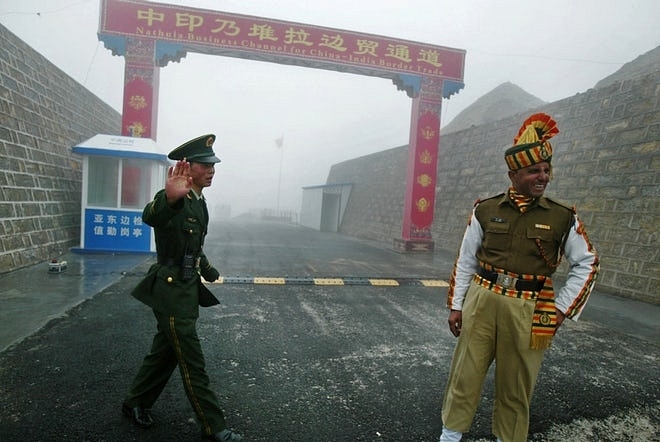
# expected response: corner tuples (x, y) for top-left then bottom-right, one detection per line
(441, 113), (599, 442)
(475, 194), (574, 277)
(443, 194), (599, 442)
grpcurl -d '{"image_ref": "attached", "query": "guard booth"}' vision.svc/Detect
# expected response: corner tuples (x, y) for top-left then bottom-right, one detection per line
(71, 134), (169, 253)
(300, 183), (352, 232)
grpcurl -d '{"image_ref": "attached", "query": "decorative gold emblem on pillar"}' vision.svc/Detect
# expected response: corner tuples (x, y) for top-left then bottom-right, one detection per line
(419, 149), (432, 164)
(421, 125), (436, 140)
(127, 122), (146, 137)
(128, 95), (148, 110)
(416, 197), (430, 212)
(417, 174), (432, 187)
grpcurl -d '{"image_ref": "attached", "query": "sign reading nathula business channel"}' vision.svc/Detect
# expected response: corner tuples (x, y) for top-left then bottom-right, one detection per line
(98, 0), (466, 252)
(99, 0), (465, 82)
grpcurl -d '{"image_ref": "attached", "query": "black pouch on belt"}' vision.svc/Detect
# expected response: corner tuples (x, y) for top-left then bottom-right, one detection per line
(181, 254), (195, 281)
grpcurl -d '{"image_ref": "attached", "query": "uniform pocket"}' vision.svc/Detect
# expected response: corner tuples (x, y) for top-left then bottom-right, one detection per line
(182, 218), (202, 251)
(483, 221), (510, 251)
(526, 226), (561, 262)
(182, 218), (201, 235)
(526, 227), (555, 243)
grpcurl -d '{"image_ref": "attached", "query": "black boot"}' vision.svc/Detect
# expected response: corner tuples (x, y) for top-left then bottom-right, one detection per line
(121, 403), (154, 428)
(204, 428), (243, 441)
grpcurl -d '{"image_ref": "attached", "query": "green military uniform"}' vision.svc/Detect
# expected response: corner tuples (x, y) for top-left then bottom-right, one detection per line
(123, 135), (230, 438)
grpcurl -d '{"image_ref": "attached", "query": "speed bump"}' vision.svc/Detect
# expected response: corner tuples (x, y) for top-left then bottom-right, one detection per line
(208, 276), (448, 287)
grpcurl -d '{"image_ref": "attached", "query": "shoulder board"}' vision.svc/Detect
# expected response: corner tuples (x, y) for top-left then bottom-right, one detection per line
(543, 196), (576, 213)
(474, 193), (504, 207)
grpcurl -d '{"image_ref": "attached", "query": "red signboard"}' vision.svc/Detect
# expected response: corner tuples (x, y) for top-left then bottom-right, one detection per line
(100, 0), (465, 81)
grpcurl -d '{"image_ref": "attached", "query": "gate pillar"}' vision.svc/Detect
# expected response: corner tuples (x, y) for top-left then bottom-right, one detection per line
(121, 38), (160, 139)
(393, 77), (444, 252)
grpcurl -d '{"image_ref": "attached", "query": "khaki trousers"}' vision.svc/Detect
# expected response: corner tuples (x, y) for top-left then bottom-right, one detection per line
(442, 282), (546, 442)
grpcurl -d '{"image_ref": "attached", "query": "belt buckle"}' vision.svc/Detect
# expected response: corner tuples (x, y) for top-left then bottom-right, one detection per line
(496, 272), (517, 289)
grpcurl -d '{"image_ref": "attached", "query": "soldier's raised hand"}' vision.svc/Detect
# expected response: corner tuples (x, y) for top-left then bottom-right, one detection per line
(165, 159), (192, 206)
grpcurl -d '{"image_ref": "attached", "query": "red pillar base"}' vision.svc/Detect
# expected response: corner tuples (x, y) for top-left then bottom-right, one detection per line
(392, 238), (435, 252)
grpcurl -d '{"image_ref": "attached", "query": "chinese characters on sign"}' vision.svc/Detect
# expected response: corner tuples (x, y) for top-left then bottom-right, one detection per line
(101, 0), (465, 80)
(100, 0), (467, 250)
(84, 208), (151, 252)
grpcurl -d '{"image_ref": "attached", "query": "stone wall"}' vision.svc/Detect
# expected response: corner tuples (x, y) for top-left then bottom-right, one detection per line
(0, 24), (121, 273)
(328, 146), (408, 242)
(1, 22), (658, 303)
(328, 71), (659, 304)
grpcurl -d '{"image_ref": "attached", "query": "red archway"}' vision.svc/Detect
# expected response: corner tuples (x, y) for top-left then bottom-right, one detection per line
(98, 0), (465, 251)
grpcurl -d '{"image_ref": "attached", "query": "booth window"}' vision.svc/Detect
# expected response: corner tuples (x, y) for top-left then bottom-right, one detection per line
(87, 156), (118, 207)
(121, 158), (152, 208)
(86, 157), (153, 208)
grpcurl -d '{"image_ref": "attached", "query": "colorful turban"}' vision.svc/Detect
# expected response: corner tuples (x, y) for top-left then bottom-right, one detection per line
(505, 113), (559, 170)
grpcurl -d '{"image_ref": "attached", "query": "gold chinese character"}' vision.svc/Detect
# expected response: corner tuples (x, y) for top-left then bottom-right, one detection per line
(248, 24), (278, 41)
(418, 49), (443, 67)
(354, 40), (379, 56)
(319, 34), (348, 52)
(212, 19), (240, 36)
(283, 28), (313, 46)
(385, 44), (412, 62)
(137, 8), (165, 26)
(175, 13), (204, 32)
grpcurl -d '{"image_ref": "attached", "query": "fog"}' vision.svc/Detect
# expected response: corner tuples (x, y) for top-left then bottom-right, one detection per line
(1, 0), (658, 215)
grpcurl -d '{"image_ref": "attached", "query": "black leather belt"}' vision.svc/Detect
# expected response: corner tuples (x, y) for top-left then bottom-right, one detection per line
(477, 267), (544, 292)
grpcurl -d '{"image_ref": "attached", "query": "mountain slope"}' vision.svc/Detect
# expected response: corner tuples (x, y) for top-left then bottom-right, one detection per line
(442, 82), (546, 134)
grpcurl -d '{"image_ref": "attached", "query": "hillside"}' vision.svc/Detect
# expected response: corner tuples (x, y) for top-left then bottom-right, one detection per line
(441, 45), (660, 134)
(441, 82), (545, 134)
(594, 45), (660, 88)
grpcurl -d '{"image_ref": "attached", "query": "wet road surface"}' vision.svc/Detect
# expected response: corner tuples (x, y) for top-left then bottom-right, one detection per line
(0, 219), (658, 441)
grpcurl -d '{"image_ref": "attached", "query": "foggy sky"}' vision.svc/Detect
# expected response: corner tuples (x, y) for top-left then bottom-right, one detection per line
(1, 0), (658, 215)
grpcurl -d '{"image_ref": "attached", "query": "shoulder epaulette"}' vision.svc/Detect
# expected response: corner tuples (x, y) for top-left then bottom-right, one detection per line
(474, 193), (504, 207)
(543, 196), (576, 213)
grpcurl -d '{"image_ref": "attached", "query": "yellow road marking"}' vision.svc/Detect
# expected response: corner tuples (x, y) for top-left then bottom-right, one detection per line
(368, 279), (400, 286)
(313, 278), (345, 285)
(419, 279), (450, 287)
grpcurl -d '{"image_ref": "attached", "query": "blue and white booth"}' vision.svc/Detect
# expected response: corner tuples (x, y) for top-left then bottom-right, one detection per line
(72, 134), (169, 253)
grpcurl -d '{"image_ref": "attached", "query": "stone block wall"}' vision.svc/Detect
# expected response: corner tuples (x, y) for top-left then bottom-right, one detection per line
(328, 71), (659, 304)
(0, 24), (121, 273)
(328, 146), (408, 243)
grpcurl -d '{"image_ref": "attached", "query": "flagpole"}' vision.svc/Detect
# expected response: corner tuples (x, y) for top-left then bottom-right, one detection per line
(277, 145), (283, 212)
(275, 136), (284, 213)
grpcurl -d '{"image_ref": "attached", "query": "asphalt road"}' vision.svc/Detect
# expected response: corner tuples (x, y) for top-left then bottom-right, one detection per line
(0, 219), (658, 441)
